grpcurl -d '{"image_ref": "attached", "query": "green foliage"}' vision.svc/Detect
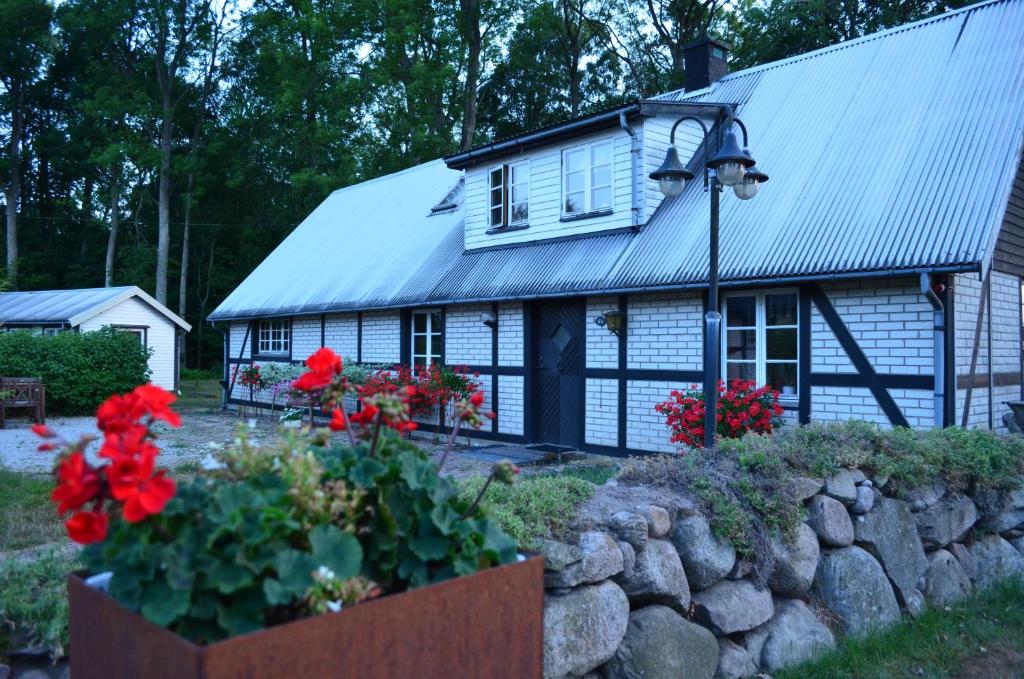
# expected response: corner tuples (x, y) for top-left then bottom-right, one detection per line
(0, 551), (80, 661)
(458, 474), (596, 549)
(0, 328), (150, 414)
(777, 578), (1024, 679)
(340, 359), (390, 386)
(180, 367), (221, 381)
(82, 428), (517, 644)
(0, 468), (65, 551)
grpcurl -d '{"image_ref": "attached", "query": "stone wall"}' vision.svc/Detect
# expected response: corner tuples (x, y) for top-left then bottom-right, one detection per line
(541, 473), (1024, 678)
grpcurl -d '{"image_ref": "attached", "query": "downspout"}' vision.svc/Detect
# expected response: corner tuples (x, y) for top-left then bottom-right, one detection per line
(987, 276), (994, 429)
(921, 273), (944, 428)
(619, 112), (642, 229)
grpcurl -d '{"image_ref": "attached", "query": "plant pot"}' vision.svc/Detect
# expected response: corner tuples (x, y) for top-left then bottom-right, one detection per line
(69, 557), (543, 679)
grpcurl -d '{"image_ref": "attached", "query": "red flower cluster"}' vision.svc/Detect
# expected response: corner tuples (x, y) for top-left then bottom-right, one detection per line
(37, 384), (180, 544)
(293, 347), (344, 392)
(655, 379), (784, 449)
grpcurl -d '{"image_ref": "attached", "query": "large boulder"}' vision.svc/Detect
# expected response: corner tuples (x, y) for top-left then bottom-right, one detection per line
(715, 639), (758, 679)
(806, 494), (855, 547)
(914, 495), (978, 550)
(616, 538), (691, 610)
(923, 549), (972, 607)
(636, 505), (672, 538)
(768, 523), (820, 597)
(545, 531), (624, 588)
(670, 515), (736, 591)
(609, 511), (649, 550)
(756, 599), (837, 673)
(850, 486), (876, 515)
(975, 487), (1024, 534)
(897, 479), (947, 512)
(825, 469), (865, 505)
(606, 605), (719, 679)
(539, 540), (583, 572)
(691, 579), (774, 635)
(813, 546), (901, 636)
(543, 581), (630, 679)
(853, 498), (929, 609)
(789, 476), (824, 503)
(969, 535), (1024, 589)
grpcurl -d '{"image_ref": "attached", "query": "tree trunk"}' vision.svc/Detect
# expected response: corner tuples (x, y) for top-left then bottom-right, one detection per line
(105, 167), (120, 287)
(156, 96), (173, 304)
(5, 100), (23, 288)
(459, 0), (481, 151)
(178, 165), (194, 367)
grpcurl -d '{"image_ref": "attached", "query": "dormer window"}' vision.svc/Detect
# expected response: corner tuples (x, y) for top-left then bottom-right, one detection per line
(488, 161), (530, 231)
(562, 139), (613, 219)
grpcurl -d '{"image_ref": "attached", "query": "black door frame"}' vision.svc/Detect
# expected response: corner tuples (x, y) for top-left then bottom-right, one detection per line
(525, 298), (586, 448)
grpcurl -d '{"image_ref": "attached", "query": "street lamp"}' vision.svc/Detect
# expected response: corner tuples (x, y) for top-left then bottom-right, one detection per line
(649, 113), (768, 449)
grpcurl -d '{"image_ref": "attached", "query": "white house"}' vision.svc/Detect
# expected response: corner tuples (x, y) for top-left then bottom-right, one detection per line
(209, 0), (1024, 454)
(0, 286), (192, 391)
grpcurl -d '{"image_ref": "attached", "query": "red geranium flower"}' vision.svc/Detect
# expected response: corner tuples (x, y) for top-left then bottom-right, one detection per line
(118, 472), (176, 523)
(97, 384), (181, 432)
(65, 510), (109, 544)
(329, 408), (347, 431)
(293, 347), (343, 392)
(51, 452), (101, 514)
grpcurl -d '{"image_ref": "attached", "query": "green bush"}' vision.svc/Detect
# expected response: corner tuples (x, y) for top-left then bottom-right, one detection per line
(0, 550), (80, 661)
(0, 328), (150, 414)
(180, 366), (221, 381)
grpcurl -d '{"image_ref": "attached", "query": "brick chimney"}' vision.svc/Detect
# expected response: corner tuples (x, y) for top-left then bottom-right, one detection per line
(684, 38), (730, 92)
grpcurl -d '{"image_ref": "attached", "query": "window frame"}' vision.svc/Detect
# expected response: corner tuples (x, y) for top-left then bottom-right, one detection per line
(256, 319), (291, 357)
(487, 161), (530, 231)
(411, 309), (443, 367)
(561, 138), (615, 219)
(112, 324), (149, 348)
(722, 289), (799, 402)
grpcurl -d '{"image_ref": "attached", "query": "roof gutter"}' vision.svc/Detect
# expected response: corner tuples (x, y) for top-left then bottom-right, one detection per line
(206, 263), (981, 323)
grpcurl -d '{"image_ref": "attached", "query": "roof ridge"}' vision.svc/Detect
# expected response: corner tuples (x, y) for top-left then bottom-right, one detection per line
(662, 0), (1013, 99)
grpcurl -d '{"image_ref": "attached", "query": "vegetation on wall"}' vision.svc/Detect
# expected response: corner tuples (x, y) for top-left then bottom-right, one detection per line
(0, 328), (150, 414)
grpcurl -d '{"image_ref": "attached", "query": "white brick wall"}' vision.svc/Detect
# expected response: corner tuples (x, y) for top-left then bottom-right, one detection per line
(812, 278), (933, 375)
(811, 386), (933, 429)
(586, 296), (618, 368)
(626, 292), (703, 370)
(585, 378), (618, 446)
(229, 322), (251, 359)
(498, 303), (524, 367)
(324, 313), (359, 359)
(445, 304), (492, 365)
(954, 271), (1021, 432)
(626, 380), (697, 453)
(291, 317), (321, 360)
(497, 375), (524, 435)
(360, 311), (400, 364)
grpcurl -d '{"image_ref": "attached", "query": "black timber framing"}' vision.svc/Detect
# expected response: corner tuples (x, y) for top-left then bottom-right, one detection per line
(522, 301), (535, 441)
(944, 278), (957, 427)
(962, 272), (990, 427)
(490, 302), (499, 435)
(399, 309), (412, 366)
(617, 294), (628, 451)
(356, 312), (363, 363)
(798, 286), (812, 424)
(808, 284), (910, 428)
(320, 314), (326, 347)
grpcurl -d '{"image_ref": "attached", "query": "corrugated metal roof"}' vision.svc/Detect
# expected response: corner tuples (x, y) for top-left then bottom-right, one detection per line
(209, 0), (1024, 321)
(0, 286), (192, 330)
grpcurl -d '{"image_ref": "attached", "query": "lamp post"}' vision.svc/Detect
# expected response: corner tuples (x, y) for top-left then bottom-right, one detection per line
(649, 113), (768, 449)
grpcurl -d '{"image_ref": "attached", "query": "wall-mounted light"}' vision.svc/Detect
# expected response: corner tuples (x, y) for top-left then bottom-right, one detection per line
(481, 310), (498, 329)
(594, 310), (626, 337)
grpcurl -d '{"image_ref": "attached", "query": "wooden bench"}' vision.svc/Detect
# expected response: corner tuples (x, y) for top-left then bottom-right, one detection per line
(0, 377), (46, 429)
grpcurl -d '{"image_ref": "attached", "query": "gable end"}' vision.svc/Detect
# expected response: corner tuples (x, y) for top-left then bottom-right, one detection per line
(993, 153), (1024, 277)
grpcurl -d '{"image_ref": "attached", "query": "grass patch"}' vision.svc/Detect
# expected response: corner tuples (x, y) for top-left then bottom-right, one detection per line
(0, 550), (80, 660)
(777, 579), (1024, 679)
(459, 475), (595, 549)
(0, 468), (64, 552)
(177, 378), (222, 410)
(538, 463), (619, 486)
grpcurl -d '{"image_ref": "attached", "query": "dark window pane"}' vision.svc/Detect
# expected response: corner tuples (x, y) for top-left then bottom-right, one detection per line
(490, 207), (503, 226)
(727, 329), (756, 359)
(767, 363), (798, 394)
(430, 335), (442, 358)
(430, 312), (442, 329)
(490, 187), (502, 206)
(767, 328), (797, 360)
(414, 356), (426, 367)
(727, 296), (756, 327)
(766, 294), (798, 326)
(414, 314), (426, 333)
(490, 168), (502, 188)
(511, 203), (528, 223)
(414, 335), (426, 356)
(727, 362), (756, 382)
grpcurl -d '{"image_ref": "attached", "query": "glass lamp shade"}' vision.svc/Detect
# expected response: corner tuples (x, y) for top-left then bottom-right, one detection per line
(733, 177), (759, 200)
(716, 161), (745, 187)
(659, 176), (686, 197)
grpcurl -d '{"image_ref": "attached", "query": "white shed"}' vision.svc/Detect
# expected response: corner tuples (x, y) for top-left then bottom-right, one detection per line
(0, 286), (192, 390)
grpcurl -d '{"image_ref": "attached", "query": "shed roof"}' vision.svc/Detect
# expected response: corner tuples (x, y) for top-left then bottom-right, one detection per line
(0, 286), (192, 331)
(209, 0), (1024, 322)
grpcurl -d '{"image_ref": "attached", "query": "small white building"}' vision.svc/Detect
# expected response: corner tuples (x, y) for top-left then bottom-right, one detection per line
(0, 286), (192, 390)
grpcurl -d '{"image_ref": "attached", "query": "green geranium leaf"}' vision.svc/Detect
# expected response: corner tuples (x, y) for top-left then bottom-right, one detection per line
(409, 535), (448, 561)
(273, 549), (316, 595)
(217, 604), (264, 637)
(479, 519), (518, 563)
(262, 578), (291, 605)
(429, 504), (458, 535)
(140, 579), (191, 627)
(209, 561), (254, 594)
(309, 524), (363, 579)
(350, 457), (387, 488)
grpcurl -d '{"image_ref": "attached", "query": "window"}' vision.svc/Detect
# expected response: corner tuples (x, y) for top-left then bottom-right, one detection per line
(488, 161), (530, 229)
(257, 320), (290, 355)
(412, 310), (443, 367)
(113, 326), (147, 347)
(562, 139), (614, 217)
(724, 291), (798, 398)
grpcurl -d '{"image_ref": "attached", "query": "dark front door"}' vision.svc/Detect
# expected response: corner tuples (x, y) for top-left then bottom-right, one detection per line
(531, 299), (584, 448)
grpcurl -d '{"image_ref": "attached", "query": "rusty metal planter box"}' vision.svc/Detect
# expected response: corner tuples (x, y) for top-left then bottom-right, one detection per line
(69, 557), (543, 679)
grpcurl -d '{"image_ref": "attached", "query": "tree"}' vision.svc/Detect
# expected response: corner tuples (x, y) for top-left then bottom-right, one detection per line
(0, 0), (52, 288)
